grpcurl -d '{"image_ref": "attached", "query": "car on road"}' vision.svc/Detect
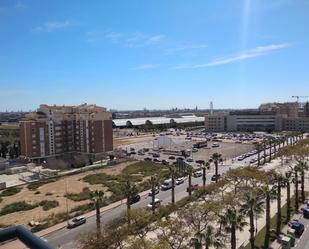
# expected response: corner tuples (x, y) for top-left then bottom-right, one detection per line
(128, 194), (141, 205)
(161, 159), (169, 165)
(212, 143), (220, 148)
(147, 198), (162, 209)
(67, 216), (86, 229)
(186, 157), (193, 162)
(193, 171), (203, 177)
(175, 177), (185, 185)
(168, 156), (176, 160)
(192, 148), (198, 152)
(211, 174), (221, 181)
(153, 158), (161, 163)
(161, 178), (173, 190)
(289, 220), (304, 237)
(186, 184), (199, 192)
(153, 153), (160, 158)
(237, 156), (244, 161)
(144, 157), (152, 161)
(148, 188), (159, 196)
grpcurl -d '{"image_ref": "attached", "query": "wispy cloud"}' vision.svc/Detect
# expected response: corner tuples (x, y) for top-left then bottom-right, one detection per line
(147, 35), (165, 44)
(104, 31), (123, 42)
(15, 1), (26, 9)
(32, 20), (76, 32)
(174, 43), (292, 69)
(169, 43), (208, 52)
(131, 64), (158, 70)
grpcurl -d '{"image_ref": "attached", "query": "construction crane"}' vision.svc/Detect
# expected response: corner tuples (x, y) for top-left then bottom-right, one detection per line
(292, 96), (309, 102)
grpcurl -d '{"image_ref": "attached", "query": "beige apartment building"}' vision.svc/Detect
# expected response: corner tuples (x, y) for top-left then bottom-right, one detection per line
(205, 102), (309, 132)
(20, 104), (113, 159)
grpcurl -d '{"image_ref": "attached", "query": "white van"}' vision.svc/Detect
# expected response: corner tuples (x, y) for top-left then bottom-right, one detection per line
(161, 178), (173, 190)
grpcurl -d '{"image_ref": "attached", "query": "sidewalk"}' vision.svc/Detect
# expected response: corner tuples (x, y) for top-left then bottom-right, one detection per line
(0, 189), (151, 249)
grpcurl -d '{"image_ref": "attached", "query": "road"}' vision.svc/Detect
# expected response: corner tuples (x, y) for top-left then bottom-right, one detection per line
(293, 212), (309, 249)
(44, 144), (279, 249)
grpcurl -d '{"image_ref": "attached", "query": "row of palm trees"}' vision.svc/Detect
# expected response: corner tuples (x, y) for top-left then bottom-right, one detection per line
(255, 132), (303, 166)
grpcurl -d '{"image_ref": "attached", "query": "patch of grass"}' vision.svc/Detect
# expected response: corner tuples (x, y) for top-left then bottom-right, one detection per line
(30, 222), (49, 233)
(66, 187), (91, 201)
(39, 200), (59, 211)
(122, 161), (169, 178)
(0, 201), (38, 216)
(0, 187), (22, 197)
(27, 179), (57, 191)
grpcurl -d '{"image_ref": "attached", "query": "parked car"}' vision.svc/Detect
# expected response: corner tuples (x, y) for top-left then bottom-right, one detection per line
(148, 188), (159, 196)
(193, 171), (203, 177)
(128, 194), (141, 205)
(186, 157), (194, 162)
(212, 143), (220, 148)
(161, 179), (173, 190)
(186, 184), (199, 192)
(161, 159), (169, 165)
(153, 158), (161, 163)
(153, 153), (160, 158)
(192, 148), (198, 152)
(144, 157), (152, 161)
(67, 216), (86, 229)
(168, 156), (176, 160)
(211, 174), (221, 181)
(147, 198), (162, 209)
(289, 220), (304, 237)
(175, 177), (185, 185)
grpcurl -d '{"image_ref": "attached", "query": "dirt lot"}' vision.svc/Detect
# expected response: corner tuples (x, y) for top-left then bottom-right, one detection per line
(0, 161), (137, 227)
(114, 134), (154, 147)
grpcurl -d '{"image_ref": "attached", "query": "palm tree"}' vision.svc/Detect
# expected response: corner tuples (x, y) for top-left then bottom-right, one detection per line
(262, 140), (267, 164)
(187, 165), (193, 197)
(268, 138), (272, 162)
(210, 153), (223, 183)
(255, 143), (263, 166)
(90, 190), (104, 238)
(298, 161), (309, 204)
(219, 208), (247, 249)
(122, 179), (138, 225)
(149, 175), (160, 214)
(199, 225), (223, 249)
(283, 171), (292, 222)
(274, 173), (284, 237)
(169, 166), (177, 204)
(202, 162), (210, 191)
(240, 193), (265, 249)
(293, 165), (300, 211)
(260, 185), (277, 249)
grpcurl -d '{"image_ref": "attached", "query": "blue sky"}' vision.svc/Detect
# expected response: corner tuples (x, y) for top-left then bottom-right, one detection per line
(0, 0), (309, 111)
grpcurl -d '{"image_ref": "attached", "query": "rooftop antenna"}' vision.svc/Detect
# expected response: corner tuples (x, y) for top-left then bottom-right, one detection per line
(210, 101), (213, 115)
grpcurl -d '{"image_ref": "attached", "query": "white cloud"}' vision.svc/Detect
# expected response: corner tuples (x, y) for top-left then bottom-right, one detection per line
(174, 43), (292, 69)
(131, 64), (158, 70)
(170, 43), (208, 52)
(32, 20), (75, 32)
(147, 35), (165, 44)
(104, 31), (122, 42)
(15, 1), (26, 9)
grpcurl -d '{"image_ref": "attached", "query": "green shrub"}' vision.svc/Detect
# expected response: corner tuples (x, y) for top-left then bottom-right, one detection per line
(0, 201), (38, 216)
(27, 179), (57, 191)
(39, 200), (59, 211)
(66, 187), (91, 201)
(0, 187), (22, 197)
(34, 191), (41, 195)
(30, 222), (49, 233)
(45, 192), (53, 196)
(122, 161), (169, 177)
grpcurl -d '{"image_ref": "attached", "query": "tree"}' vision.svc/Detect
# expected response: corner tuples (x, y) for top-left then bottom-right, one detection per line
(122, 179), (138, 225)
(283, 171), (292, 222)
(274, 173), (284, 237)
(90, 190), (104, 238)
(260, 185), (276, 249)
(202, 162), (210, 191)
(255, 143), (263, 166)
(149, 175), (160, 213)
(219, 208), (247, 249)
(187, 166), (193, 197)
(202, 225), (224, 249)
(210, 153), (223, 183)
(169, 166), (177, 204)
(240, 192), (264, 249)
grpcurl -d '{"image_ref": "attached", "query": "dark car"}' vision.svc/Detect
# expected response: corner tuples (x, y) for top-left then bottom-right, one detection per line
(289, 221), (304, 237)
(186, 184), (199, 192)
(211, 174), (221, 181)
(153, 153), (160, 158)
(168, 156), (176, 160)
(153, 158), (161, 163)
(67, 216), (86, 229)
(161, 159), (169, 165)
(128, 194), (141, 205)
(144, 157), (152, 161)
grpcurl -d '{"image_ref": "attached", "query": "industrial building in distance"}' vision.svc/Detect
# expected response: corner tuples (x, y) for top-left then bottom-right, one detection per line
(19, 104), (113, 160)
(205, 102), (309, 132)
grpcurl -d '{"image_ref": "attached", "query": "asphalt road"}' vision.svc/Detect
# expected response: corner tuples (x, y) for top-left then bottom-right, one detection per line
(293, 213), (309, 249)
(44, 145), (277, 249)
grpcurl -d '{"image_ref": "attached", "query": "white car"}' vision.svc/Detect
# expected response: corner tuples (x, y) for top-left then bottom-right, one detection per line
(186, 157), (194, 162)
(147, 198), (162, 209)
(175, 177), (185, 185)
(193, 171), (203, 177)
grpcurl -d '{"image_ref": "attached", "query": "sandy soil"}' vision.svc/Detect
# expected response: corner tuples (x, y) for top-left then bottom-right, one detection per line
(0, 161), (137, 227)
(114, 135), (153, 147)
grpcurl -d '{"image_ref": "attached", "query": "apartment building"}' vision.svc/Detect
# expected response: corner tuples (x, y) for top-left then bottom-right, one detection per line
(20, 104), (113, 159)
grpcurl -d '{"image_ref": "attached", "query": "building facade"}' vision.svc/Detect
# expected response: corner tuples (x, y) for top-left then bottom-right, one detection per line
(20, 104), (113, 159)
